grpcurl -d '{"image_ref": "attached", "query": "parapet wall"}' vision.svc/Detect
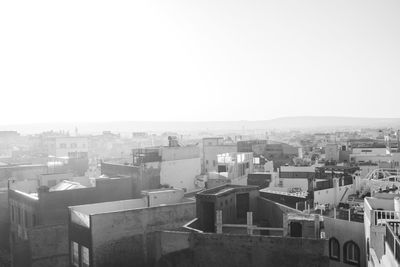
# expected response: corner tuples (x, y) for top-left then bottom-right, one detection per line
(156, 231), (329, 267)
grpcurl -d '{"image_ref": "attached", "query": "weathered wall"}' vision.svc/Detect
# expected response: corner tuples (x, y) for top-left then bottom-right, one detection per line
(28, 224), (68, 267)
(38, 177), (136, 225)
(157, 232), (329, 267)
(259, 191), (307, 209)
(257, 197), (302, 230)
(91, 202), (195, 267)
(323, 217), (366, 267)
(101, 162), (160, 195)
(160, 157), (201, 192)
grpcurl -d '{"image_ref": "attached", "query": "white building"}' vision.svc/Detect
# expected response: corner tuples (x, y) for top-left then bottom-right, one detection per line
(159, 145), (201, 192)
(45, 137), (89, 158)
(202, 137), (237, 173)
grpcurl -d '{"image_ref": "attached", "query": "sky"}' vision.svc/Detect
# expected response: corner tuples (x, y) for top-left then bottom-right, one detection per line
(1, 0), (400, 124)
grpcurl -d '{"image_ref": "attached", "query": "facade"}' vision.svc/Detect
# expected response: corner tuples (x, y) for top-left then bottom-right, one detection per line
(131, 143), (201, 192)
(202, 137), (237, 173)
(195, 184), (259, 232)
(214, 152), (253, 186)
(159, 145), (201, 192)
(326, 143), (340, 162)
(100, 161), (160, 197)
(324, 217), (365, 267)
(364, 195), (400, 267)
(278, 166), (316, 191)
(45, 137), (89, 158)
(0, 164), (48, 188)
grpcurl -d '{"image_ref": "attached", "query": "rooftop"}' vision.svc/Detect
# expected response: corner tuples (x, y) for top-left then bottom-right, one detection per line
(197, 184), (258, 197)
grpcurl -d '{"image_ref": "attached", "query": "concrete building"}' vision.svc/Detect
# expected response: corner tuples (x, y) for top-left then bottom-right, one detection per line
(9, 177), (138, 267)
(100, 161), (160, 198)
(155, 185), (330, 267)
(0, 164), (48, 188)
(364, 195), (400, 266)
(131, 140), (201, 192)
(68, 189), (195, 267)
(214, 152), (253, 186)
(326, 143), (340, 162)
(45, 137), (89, 158)
(236, 139), (268, 153)
(324, 217), (365, 267)
(195, 184), (259, 232)
(278, 166), (316, 191)
(202, 137), (237, 173)
(252, 142), (299, 170)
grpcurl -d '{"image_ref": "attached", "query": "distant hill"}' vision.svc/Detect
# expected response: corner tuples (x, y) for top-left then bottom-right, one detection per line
(1, 116), (400, 134)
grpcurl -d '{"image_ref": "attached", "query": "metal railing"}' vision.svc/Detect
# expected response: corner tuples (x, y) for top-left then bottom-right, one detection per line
(385, 221), (400, 263)
(372, 210), (400, 226)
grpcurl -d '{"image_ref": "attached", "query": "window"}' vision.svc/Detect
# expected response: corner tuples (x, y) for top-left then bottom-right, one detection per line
(343, 241), (360, 266)
(329, 238), (340, 261)
(71, 242), (79, 267)
(81, 246), (90, 267)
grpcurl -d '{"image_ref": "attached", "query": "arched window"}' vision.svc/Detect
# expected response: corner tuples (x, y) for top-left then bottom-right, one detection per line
(329, 238), (340, 261)
(343, 241), (360, 266)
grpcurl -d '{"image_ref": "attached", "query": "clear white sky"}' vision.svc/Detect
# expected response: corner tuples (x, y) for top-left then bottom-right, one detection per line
(1, 0), (400, 124)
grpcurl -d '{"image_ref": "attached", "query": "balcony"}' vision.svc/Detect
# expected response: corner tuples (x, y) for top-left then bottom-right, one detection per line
(385, 221), (400, 263)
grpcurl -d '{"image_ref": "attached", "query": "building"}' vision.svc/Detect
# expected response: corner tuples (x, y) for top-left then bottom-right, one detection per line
(202, 137), (237, 173)
(9, 177), (137, 267)
(68, 189), (195, 267)
(100, 161), (160, 198)
(45, 137), (89, 158)
(195, 184), (259, 232)
(326, 143), (340, 162)
(252, 142), (299, 170)
(278, 165), (316, 191)
(237, 139), (268, 153)
(154, 184), (330, 267)
(0, 164), (48, 188)
(364, 195), (400, 266)
(131, 140), (201, 192)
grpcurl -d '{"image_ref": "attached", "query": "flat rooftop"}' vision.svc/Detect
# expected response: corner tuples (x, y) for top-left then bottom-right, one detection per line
(197, 184), (258, 197)
(260, 187), (308, 198)
(71, 198), (148, 215)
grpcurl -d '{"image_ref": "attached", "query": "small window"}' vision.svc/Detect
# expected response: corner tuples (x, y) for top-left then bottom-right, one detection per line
(329, 238), (340, 261)
(71, 242), (79, 267)
(343, 241), (360, 266)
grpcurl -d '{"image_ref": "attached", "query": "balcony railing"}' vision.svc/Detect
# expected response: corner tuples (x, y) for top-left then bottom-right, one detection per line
(385, 221), (400, 263)
(372, 210), (400, 226)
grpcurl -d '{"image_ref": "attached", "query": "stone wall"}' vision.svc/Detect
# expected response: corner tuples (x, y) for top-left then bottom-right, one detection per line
(28, 224), (68, 267)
